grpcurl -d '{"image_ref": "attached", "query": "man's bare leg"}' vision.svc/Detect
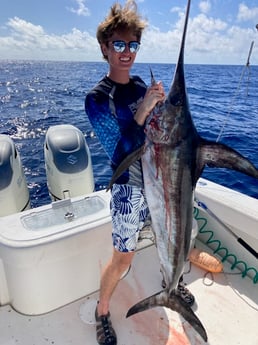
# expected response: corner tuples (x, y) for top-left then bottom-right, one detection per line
(97, 249), (135, 316)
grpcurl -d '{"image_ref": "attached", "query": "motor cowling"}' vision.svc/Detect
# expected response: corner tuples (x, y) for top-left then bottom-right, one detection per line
(0, 135), (30, 216)
(44, 124), (94, 200)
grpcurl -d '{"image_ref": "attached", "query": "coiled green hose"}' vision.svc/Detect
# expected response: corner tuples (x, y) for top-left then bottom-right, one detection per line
(193, 207), (258, 284)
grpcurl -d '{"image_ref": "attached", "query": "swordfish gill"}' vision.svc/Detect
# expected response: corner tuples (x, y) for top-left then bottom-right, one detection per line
(108, 0), (258, 342)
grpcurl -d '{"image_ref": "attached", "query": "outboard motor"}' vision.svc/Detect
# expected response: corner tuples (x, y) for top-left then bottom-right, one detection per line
(0, 135), (30, 216)
(44, 124), (94, 201)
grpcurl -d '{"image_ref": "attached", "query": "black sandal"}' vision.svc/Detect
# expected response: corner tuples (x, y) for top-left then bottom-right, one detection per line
(177, 277), (195, 307)
(161, 276), (195, 307)
(95, 307), (117, 345)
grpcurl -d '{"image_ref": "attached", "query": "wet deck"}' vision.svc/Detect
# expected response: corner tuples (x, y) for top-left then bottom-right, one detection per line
(1, 243), (257, 345)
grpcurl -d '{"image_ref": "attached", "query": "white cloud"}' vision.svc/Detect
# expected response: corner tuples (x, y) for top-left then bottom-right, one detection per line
(67, 0), (90, 17)
(237, 3), (258, 22)
(139, 12), (257, 65)
(190, 13), (227, 33)
(0, 17), (98, 61)
(8, 17), (45, 38)
(170, 6), (182, 14)
(0, 7), (257, 65)
(199, 1), (211, 14)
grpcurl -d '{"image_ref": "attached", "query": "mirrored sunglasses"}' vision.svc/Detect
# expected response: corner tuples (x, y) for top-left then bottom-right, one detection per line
(111, 40), (140, 53)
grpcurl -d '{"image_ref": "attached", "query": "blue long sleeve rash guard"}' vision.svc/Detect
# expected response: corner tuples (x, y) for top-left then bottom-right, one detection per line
(85, 75), (147, 186)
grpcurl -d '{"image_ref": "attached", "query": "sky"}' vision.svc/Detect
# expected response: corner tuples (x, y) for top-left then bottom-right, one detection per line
(0, 0), (258, 65)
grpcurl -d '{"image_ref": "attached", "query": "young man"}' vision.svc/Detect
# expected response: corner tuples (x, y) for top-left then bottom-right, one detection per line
(85, 2), (194, 344)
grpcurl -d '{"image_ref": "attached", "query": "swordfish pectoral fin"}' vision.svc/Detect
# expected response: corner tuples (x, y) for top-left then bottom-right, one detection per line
(126, 290), (208, 342)
(199, 140), (258, 179)
(107, 145), (145, 191)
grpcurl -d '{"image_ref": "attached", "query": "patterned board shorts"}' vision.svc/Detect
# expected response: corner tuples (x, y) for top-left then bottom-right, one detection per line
(111, 184), (149, 252)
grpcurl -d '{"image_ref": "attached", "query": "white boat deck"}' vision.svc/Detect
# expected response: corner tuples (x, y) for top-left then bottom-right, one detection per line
(1, 242), (257, 345)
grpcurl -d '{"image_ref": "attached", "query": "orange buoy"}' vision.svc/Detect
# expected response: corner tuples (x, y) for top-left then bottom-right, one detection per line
(189, 248), (223, 273)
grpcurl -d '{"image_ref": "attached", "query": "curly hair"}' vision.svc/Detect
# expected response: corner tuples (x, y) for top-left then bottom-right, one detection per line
(97, 0), (147, 60)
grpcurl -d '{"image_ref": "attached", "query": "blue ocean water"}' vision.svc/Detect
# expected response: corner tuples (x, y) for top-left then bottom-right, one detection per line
(0, 60), (257, 208)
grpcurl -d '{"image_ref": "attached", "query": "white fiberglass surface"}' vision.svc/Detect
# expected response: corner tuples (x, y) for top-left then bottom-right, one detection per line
(21, 196), (106, 231)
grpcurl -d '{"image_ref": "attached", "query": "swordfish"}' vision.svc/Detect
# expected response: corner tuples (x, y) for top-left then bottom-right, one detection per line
(108, 0), (258, 342)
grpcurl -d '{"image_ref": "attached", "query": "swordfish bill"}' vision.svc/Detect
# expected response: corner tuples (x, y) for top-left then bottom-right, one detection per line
(108, 0), (258, 342)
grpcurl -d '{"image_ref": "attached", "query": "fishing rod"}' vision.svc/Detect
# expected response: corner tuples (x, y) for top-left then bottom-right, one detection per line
(245, 40), (254, 96)
(216, 40), (255, 142)
(245, 40), (254, 67)
(195, 198), (258, 259)
(217, 23), (257, 142)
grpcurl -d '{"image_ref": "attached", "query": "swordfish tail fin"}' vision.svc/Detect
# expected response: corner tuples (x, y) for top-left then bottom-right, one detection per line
(126, 290), (208, 342)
